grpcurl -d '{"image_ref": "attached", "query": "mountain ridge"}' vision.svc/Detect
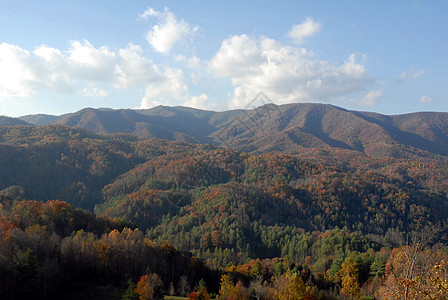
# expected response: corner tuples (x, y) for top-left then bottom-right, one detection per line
(13, 103), (448, 160)
(0, 116), (32, 126)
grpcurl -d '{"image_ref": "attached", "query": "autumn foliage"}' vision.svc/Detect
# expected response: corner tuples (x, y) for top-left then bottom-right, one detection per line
(1, 125), (448, 299)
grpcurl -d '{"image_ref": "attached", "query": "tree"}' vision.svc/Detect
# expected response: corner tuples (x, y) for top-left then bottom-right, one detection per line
(122, 279), (139, 300)
(274, 261), (285, 276)
(381, 226), (445, 300)
(370, 257), (386, 278)
(277, 273), (308, 300)
(11, 248), (40, 298)
(188, 279), (211, 300)
(427, 260), (448, 299)
(248, 276), (268, 300)
(188, 286), (211, 300)
(218, 274), (247, 300)
(338, 257), (361, 299)
(135, 273), (164, 300)
(169, 281), (175, 297)
(178, 275), (190, 296)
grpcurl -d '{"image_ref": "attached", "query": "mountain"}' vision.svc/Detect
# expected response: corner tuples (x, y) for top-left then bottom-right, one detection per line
(28, 103), (447, 160)
(50, 107), (215, 143)
(0, 116), (32, 126)
(19, 113), (62, 125)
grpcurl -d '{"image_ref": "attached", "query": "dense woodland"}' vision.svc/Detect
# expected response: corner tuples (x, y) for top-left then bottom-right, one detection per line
(1, 125), (448, 299)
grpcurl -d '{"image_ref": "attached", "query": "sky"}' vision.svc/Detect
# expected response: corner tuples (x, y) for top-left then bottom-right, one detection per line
(0, 0), (447, 117)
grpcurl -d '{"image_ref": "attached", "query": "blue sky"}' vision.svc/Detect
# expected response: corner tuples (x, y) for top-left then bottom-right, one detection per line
(0, 0), (447, 117)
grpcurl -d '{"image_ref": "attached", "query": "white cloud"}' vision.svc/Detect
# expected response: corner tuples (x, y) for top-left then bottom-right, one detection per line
(397, 72), (407, 83)
(114, 43), (163, 88)
(397, 68), (425, 82)
(421, 95), (434, 103)
(0, 43), (37, 97)
(140, 68), (188, 108)
(174, 54), (201, 68)
(1, 15), (378, 112)
(80, 87), (108, 97)
(0, 40), (187, 108)
(68, 40), (115, 68)
(183, 93), (212, 109)
(31, 40), (162, 89)
(138, 7), (158, 20)
(288, 17), (322, 44)
(361, 90), (382, 106)
(208, 35), (264, 79)
(412, 69), (425, 79)
(209, 34), (372, 109)
(140, 7), (198, 54)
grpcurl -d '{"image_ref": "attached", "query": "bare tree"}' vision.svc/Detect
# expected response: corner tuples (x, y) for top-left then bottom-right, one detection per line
(401, 226), (444, 300)
(177, 275), (190, 297)
(248, 276), (268, 300)
(169, 282), (175, 298)
(381, 225), (446, 300)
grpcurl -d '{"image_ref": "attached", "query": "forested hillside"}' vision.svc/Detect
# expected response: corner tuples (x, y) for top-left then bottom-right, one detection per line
(0, 199), (214, 299)
(1, 124), (447, 299)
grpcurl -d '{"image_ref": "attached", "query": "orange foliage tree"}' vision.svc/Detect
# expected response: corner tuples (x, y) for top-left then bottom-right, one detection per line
(134, 273), (163, 300)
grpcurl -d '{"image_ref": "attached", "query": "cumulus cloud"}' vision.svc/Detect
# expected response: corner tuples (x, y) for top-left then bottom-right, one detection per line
(288, 17), (322, 44)
(1, 14), (378, 112)
(421, 95), (434, 103)
(361, 90), (382, 106)
(139, 7), (198, 54)
(0, 43), (38, 98)
(183, 93), (212, 109)
(114, 43), (164, 88)
(140, 68), (188, 108)
(209, 33), (372, 109)
(0, 40), (189, 108)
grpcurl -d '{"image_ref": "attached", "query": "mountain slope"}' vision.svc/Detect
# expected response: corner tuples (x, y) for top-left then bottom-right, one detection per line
(19, 113), (61, 125)
(210, 103), (448, 159)
(0, 116), (32, 126)
(50, 107), (213, 143)
(0, 125), (143, 210)
(16, 103), (448, 159)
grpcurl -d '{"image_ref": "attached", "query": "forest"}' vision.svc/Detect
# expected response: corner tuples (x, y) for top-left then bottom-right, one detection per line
(0, 125), (447, 299)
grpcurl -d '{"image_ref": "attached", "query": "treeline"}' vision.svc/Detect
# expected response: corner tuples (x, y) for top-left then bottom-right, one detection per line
(2, 196), (447, 299)
(211, 232), (448, 299)
(0, 198), (215, 300)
